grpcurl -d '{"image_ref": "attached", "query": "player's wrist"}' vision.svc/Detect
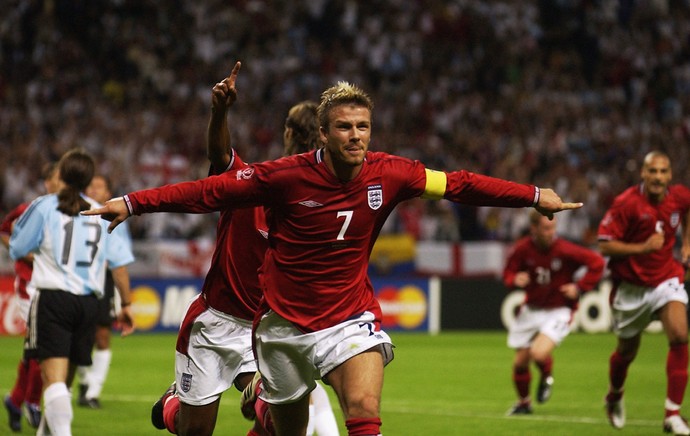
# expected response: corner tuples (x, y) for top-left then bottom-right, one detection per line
(532, 186), (541, 207)
(120, 301), (132, 308)
(123, 195), (134, 216)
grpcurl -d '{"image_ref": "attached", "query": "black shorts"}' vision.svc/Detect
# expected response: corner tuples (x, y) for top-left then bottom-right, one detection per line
(25, 289), (99, 366)
(95, 271), (116, 327)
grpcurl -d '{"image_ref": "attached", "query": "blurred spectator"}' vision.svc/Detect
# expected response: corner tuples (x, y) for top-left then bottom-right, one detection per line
(2, 0), (689, 244)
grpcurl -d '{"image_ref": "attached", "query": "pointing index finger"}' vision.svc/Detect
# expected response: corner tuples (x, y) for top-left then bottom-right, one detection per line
(81, 207), (104, 216)
(561, 202), (584, 210)
(227, 61), (241, 85)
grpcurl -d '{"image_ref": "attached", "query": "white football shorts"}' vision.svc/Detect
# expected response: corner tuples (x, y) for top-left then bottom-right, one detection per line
(254, 310), (394, 404)
(612, 277), (688, 339)
(175, 296), (257, 406)
(507, 304), (573, 349)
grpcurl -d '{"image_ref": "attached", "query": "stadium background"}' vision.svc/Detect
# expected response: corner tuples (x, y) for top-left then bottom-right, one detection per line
(1, 2), (690, 434)
(2, 0), (689, 333)
(2, 0), (690, 243)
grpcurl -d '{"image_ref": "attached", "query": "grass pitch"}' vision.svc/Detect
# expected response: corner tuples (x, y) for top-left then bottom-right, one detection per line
(0, 331), (672, 435)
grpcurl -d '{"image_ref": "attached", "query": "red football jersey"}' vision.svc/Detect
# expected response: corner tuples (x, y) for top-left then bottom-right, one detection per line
(128, 149), (537, 332)
(199, 151), (268, 320)
(598, 184), (690, 287)
(503, 237), (605, 309)
(1, 203), (32, 285)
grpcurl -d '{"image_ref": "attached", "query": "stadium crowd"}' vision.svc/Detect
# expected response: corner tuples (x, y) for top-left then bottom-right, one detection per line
(2, 0), (690, 245)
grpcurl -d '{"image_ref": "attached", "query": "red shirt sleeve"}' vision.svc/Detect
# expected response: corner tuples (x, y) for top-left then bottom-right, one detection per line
(503, 239), (527, 289)
(563, 241), (606, 292)
(444, 171), (537, 207)
(0, 203), (28, 236)
(127, 167), (264, 215)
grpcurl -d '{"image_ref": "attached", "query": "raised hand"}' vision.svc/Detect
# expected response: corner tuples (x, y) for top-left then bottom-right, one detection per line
(211, 61), (241, 112)
(513, 271), (530, 288)
(117, 306), (136, 337)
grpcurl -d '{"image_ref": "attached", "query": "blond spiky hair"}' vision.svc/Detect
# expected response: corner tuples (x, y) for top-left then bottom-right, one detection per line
(317, 81), (374, 128)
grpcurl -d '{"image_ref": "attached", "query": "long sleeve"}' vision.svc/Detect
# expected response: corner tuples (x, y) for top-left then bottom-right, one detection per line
(443, 170), (536, 208)
(570, 244), (606, 292)
(9, 198), (46, 260)
(502, 242), (525, 289)
(127, 170), (263, 215)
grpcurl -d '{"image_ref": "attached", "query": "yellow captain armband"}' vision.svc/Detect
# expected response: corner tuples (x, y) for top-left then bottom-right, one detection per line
(421, 168), (447, 200)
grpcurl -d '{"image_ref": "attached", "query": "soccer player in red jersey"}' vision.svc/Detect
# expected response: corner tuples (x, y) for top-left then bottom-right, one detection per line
(2, 163), (59, 432)
(503, 210), (604, 415)
(85, 80), (582, 436)
(598, 151), (690, 434)
(149, 62), (338, 436)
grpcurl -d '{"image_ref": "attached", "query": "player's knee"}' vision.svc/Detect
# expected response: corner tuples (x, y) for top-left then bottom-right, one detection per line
(342, 392), (379, 418)
(666, 321), (689, 344)
(94, 328), (111, 349)
(616, 347), (638, 361)
(529, 349), (550, 363)
(512, 361), (529, 373)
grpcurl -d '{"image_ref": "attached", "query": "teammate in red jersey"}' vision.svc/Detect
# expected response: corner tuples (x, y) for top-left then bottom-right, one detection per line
(503, 210), (604, 415)
(2, 163), (59, 432)
(598, 151), (690, 435)
(149, 62), (338, 436)
(85, 80), (582, 436)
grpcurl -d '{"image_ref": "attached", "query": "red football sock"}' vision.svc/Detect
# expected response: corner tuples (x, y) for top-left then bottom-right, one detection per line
(255, 397), (274, 435)
(9, 358), (29, 407)
(26, 358), (43, 405)
(608, 350), (633, 397)
(246, 425), (268, 436)
(666, 342), (688, 416)
(536, 356), (553, 377)
(345, 417), (382, 435)
(513, 367), (531, 400)
(163, 394), (180, 434)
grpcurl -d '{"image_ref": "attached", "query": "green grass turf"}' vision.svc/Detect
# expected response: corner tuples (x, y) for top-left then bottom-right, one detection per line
(0, 331), (672, 435)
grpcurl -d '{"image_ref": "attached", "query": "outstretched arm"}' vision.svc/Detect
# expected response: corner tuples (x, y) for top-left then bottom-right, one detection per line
(435, 169), (583, 215)
(534, 188), (583, 219)
(208, 61), (241, 169)
(82, 170), (265, 232)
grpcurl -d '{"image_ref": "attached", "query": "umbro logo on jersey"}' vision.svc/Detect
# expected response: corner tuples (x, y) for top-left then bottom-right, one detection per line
(236, 167), (254, 180)
(258, 229), (268, 239)
(368, 184), (383, 210)
(299, 200), (323, 207)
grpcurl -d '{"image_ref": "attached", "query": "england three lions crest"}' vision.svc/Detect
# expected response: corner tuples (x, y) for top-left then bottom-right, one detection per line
(670, 212), (680, 228)
(181, 372), (193, 392)
(368, 184), (383, 210)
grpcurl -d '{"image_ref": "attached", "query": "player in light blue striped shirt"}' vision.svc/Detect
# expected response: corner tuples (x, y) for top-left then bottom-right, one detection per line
(9, 149), (135, 436)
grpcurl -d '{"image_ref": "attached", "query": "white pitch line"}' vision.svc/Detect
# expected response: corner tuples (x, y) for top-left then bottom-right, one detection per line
(381, 404), (659, 428)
